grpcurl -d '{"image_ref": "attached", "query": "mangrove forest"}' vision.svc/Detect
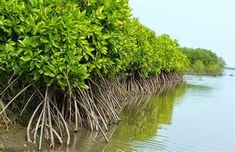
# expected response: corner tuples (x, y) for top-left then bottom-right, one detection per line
(0, 0), (227, 151)
(180, 47), (226, 75)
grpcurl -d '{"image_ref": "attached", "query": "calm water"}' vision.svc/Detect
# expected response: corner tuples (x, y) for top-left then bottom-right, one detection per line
(2, 70), (235, 152)
(61, 70), (234, 152)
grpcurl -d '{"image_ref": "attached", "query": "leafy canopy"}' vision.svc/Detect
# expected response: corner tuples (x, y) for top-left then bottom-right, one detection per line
(0, 0), (189, 90)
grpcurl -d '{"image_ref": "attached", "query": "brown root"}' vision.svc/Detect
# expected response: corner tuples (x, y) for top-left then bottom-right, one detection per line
(0, 72), (182, 150)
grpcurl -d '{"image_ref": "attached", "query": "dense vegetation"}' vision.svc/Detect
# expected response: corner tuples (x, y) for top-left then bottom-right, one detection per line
(0, 0), (188, 89)
(180, 47), (225, 75)
(0, 0), (188, 149)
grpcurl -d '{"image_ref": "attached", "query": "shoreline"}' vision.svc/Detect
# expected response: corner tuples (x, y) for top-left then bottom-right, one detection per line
(0, 72), (183, 150)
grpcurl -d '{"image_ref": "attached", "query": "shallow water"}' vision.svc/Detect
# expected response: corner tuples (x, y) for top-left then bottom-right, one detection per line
(57, 70), (234, 152)
(1, 70), (235, 152)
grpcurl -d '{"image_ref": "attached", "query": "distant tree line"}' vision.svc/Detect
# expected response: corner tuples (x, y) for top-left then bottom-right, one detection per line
(180, 47), (226, 75)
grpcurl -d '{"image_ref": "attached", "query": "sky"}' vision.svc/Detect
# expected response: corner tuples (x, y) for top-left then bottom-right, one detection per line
(129, 0), (235, 67)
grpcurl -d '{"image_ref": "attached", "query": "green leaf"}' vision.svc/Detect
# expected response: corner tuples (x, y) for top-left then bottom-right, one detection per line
(96, 6), (104, 14)
(44, 71), (55, 77)
(20, 56), (31, 62)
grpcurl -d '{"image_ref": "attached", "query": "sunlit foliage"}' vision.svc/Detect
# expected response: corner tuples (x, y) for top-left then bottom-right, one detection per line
(180, 47), (225, 75)
(0, 0), (189, 149)
(0, 0), (188, 90)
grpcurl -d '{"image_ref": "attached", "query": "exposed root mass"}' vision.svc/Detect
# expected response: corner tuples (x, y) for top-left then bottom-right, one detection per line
(0, 72), (182, 150)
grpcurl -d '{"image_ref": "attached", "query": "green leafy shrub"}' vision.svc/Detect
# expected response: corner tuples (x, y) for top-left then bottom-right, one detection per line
(180, 47), (225, 75)
(0, 0), (189, 149)
(0, 0), (92, 90)
(192, 60), (205, 74)
(0, 0), (188, 90)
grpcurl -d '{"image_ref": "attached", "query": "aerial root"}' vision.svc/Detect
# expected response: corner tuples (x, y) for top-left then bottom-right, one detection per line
(0, 103), (12, 132)
(0, 73), (182, 150)
(26, 87), (70, 150)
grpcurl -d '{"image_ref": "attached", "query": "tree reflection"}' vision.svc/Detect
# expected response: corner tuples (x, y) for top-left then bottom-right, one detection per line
(103, 84), (188, 152)
(56, 84), (189, 152)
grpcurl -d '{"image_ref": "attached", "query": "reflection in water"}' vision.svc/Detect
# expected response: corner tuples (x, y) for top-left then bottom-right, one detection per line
(57, 84), (188, 152)
(186, 84), (212, 92)
(3, 72), (234, 152)
(102, 84), (188, 152)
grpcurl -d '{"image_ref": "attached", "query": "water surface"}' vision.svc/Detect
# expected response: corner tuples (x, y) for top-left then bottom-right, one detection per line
(1, 70), (235, 152)
(64, 70), (234, 152)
